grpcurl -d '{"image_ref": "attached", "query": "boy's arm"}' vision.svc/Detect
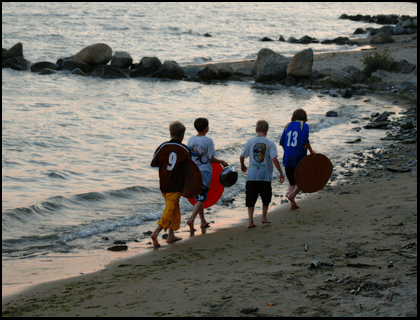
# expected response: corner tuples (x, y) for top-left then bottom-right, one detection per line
(239, 155), (247, 173)
(303, 142), (316, 156)
(210, 155), (228, 168)
(272, 157), (285, 184)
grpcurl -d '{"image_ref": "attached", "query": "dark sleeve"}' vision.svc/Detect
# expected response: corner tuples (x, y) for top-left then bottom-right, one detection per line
(151, 155), (159, 167)
(151, 144), (162, 167)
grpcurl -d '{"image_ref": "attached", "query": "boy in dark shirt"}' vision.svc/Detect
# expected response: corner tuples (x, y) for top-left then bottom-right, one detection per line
(150, 121), (190, 247)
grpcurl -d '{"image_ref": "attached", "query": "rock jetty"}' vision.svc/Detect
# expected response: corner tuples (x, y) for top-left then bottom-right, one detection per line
(2, 12), (417, 100)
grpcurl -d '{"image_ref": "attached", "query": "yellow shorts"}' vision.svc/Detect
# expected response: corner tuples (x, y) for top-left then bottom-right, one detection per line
(158, 192), (182, 231)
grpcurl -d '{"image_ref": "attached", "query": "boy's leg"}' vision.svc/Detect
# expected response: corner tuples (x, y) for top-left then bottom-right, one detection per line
(261, 182), (272, 223)
(248, 207), (256, 228)
(288, 185), (300, 209)
(187, 201), (203, 231)
(157, 192), (183, 241)
(245, 181), (258, 228)
(151, 225), (163, 247)
(198, 207), (210, 228)
(261, 205), (271, 223)
(188, 183), (210, 231)
(285, 167), (300, 210)
(167, 227), (182, 243)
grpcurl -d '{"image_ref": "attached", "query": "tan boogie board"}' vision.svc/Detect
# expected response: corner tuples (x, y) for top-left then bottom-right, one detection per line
(295, 153), (333, 193)
(182, 158), (203, 199)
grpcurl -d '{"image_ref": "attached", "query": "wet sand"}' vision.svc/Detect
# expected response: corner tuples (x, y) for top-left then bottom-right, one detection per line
(2, 34), (417, 317)
(2, 170), (417, 317)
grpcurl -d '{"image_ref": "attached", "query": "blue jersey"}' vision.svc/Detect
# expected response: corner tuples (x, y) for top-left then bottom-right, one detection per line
(279, 121), (309, 167)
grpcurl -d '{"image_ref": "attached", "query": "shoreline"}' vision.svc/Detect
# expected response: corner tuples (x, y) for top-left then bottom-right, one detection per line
(2, 169), (417, 316)
(2, 34), (417, 316)
(2, 94), (417, 316)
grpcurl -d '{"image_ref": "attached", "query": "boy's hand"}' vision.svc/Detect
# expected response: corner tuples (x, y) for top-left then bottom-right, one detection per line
(221, 160), (229, 168)
(241, 164), (247, 173)
(279, 172), (285, 184)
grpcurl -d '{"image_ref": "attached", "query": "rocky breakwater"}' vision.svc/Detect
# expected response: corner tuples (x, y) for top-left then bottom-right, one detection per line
(2, 42), (186, 80)
(249, 46), (416, 97)
(3, 35), (416, 94)
(340, 14), (417, 37)
(260, 14), (416, 47)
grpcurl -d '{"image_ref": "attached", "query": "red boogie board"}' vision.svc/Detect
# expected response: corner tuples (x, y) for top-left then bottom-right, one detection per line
(188, 163), (224, 208)
(295, 153), (333, 193)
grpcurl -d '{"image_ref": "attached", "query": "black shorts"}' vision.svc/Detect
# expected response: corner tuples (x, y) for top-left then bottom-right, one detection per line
(245, 181), (272, 207)
(285, 166), (297, 186)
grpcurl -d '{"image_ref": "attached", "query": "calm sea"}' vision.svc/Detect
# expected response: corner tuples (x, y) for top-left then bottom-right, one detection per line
(2, 2), (416, 297)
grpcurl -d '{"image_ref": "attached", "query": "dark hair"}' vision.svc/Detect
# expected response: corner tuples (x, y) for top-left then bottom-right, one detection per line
(194, 118), (209, 133)
(291, 109), (308, 122)
(169, 121), (186, 139)
(256, 120), (269, 133)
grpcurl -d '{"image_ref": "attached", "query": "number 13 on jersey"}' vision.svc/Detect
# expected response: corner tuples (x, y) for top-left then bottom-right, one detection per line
(286, 131), (298, 147)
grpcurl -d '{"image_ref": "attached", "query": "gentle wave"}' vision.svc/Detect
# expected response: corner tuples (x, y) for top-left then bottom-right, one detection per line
(58, 211), (162, 243)
(3, 186), (157, 223)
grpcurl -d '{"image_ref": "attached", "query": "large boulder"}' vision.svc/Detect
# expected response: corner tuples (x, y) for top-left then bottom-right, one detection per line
(62, 60), (92, 74)
(297, 35), (318, 44)
(159, 60), (185, 80)
(251, 48), (291, 83)
(131, 57), (162, 78)
(372, 111), (390, 123)
(197, 64), (219, 81)
(330, 69), (355, 88)
(370, 33), (395, 44)
(389, 60), (416, 73)
(2, 56), (31, 70)
(343, 66), (367, 83)
(218, 65), (234, 79)
(89, 65), (130, 79)
(31, 61), (59, 72)
(38, 68), (57, 75)
(287, 48), (313, 79)
(73, 43), (112, 66)
(365, 121), (389, 129)
(312, 76), (334, 88)
(2, 42), (23, 63)
(110, 51), (133, 69)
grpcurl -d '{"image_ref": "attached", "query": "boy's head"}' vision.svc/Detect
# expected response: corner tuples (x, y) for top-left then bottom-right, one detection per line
(169, 121), (186, 140)
(256, 120), (269, 133)
(194, 118), (209, 133)
(291, 109), (308, 122)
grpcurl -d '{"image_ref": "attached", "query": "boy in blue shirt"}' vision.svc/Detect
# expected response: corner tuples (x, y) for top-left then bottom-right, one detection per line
(280, 109), (316, 210)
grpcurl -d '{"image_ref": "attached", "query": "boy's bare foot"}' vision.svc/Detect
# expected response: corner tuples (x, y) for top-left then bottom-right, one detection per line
(187, 220), (197, 232)
(261, 219), (271, 224)
(288, 196), (299, 210)
(201, 222), (211, 229)
(151, 234), (160, 247)
(248, 224), (257, 228)
(290, 202), (299, 210)
(167, 236), (182, 243)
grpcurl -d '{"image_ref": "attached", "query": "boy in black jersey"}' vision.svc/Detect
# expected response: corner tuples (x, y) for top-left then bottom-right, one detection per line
(150, 121), (190, 247)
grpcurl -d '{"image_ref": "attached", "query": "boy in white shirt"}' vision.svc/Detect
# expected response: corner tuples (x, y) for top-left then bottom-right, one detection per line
(240, 120), (285, 228)
(187, 118), (228, 232)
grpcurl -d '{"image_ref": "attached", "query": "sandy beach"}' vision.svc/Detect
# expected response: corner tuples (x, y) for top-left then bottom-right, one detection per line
(2, 35), (417, 317)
